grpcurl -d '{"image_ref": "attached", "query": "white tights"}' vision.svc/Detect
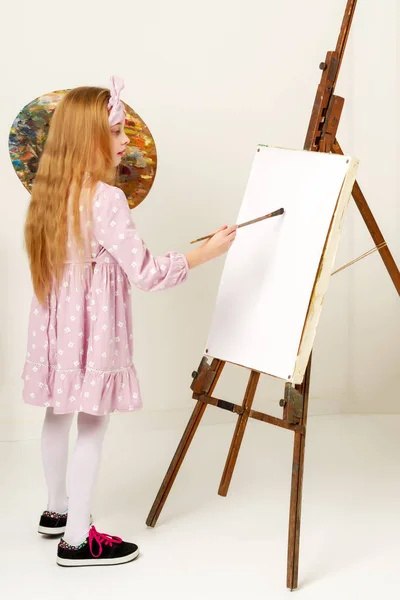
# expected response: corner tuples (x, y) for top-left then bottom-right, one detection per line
(41, 408), (110, 546)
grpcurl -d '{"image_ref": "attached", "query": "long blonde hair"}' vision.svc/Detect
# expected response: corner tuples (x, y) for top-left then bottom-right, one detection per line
(24, 86), (116, 304)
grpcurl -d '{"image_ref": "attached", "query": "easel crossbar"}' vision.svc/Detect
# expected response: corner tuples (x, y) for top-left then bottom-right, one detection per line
(194, 393), (305, 433)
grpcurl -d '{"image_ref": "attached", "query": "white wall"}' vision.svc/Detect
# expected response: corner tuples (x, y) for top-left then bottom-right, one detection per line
(0, 0), (398, 441)
(346, 0), (400, 412)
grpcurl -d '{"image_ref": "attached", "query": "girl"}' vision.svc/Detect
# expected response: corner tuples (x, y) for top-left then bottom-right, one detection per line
(22, 76), (237, 567)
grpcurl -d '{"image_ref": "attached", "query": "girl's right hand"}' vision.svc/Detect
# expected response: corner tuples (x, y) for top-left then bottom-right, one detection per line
(185, 225), (237, 269)
(200, 225), (238, 260)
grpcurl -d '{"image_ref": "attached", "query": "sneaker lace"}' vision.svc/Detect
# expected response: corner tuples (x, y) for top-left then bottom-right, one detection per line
(88, 525), (123, 558)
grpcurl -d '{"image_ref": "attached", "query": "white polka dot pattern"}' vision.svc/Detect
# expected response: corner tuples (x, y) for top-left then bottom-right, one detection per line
(22, 182), (189, 415)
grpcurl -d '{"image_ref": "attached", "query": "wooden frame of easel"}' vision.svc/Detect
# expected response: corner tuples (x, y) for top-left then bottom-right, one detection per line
(146, 0), (400, 590)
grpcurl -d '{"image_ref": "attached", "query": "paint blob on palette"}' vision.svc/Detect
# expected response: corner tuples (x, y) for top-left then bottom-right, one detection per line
(9, 90), (157, 209)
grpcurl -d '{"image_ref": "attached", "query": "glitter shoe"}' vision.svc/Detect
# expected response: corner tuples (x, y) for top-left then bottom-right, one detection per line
(38, 510), (68, 536)
(56, 525), (139, 567)
(38, 511), (93, 536)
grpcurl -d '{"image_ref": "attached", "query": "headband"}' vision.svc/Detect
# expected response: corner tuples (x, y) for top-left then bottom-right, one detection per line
(108, 76), (126, 126)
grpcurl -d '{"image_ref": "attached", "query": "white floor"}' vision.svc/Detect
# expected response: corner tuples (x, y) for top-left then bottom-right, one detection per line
(1, 413), (400, 600)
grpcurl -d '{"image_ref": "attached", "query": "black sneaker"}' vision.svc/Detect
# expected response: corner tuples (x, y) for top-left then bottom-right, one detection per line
(56, 525), (139, 567)
(38, 511), (93, 536)
(38, 510), (68, 536)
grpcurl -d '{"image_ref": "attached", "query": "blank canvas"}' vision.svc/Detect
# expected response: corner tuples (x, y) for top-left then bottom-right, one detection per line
(205, 145), (359, 384)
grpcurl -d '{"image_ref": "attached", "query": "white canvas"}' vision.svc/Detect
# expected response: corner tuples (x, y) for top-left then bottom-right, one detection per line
(205, 146), (359, 383)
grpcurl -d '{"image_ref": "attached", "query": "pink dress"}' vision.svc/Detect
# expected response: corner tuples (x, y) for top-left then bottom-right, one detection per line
(22, 182), (189, 415)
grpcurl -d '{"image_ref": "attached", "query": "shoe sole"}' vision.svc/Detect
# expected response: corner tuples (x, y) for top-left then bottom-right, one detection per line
(38, 525), (66, 536)
(56, 549), (140, 567)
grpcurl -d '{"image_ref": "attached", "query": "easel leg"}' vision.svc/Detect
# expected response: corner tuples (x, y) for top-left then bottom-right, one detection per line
(333, 139), (400, 295)
(146, 359), (225, 527)
(287, 355), (312, 591)
(218, 370), (260, 496)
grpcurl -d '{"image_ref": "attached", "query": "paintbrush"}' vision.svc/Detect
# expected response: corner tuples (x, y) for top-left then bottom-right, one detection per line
(190, 208), (285, 244)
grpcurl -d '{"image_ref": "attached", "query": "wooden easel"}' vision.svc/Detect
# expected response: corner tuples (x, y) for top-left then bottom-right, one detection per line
(146, 0), (400, 590)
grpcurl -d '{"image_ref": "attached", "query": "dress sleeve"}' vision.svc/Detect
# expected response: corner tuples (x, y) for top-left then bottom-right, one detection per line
(92, 184), (189, 292)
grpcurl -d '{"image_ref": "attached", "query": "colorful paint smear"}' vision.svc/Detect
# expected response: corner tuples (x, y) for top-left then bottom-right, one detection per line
(9, 90), (157, 209)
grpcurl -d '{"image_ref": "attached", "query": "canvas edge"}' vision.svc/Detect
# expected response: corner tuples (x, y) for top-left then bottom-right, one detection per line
(291, 156), (360, 385)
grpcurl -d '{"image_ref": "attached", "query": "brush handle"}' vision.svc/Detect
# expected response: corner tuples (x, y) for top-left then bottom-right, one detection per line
(190, 208), (284, 244)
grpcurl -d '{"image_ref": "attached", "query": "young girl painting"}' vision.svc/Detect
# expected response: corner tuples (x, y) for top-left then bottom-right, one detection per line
(22, 76), (237, 567)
